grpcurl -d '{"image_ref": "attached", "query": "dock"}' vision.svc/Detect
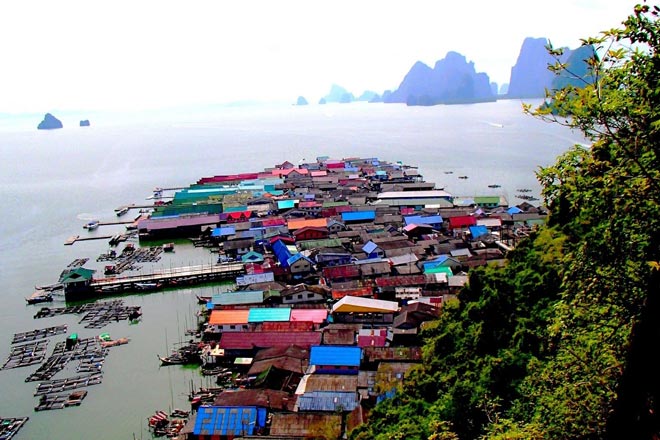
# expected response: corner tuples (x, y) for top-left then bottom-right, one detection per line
(64, 235), (113, 245)
(87, 263), (245, 297)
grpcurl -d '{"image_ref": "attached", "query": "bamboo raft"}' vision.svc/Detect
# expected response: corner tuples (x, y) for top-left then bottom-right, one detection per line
(11, 324), (68, 344)
(0, 340), (49, 370)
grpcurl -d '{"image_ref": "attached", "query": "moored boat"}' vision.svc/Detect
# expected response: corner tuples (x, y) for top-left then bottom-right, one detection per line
(115, 207), (129, 217)
(162, 242), (175, 252)
(135, 282), (162, 291)
(26, 290), (53, 305)
(83, 220), (100, 230)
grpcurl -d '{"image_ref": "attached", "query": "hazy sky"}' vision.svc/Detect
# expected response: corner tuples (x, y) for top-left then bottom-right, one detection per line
(0, 0), (642, 112)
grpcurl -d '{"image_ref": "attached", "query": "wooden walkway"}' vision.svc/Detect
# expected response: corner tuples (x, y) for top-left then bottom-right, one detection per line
(89, 263), (245, 295)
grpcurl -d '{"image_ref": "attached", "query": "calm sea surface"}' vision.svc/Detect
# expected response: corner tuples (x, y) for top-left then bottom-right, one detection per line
(0, 100), (583, 439)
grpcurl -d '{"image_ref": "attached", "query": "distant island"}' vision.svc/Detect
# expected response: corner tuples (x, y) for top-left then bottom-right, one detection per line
(80, 119), (91, 127)
(384, 51), (495, 106)
(37, 113), (63, 130)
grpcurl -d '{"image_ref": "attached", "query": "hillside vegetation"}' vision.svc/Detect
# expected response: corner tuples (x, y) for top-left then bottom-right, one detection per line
(350, 4), (660, 439)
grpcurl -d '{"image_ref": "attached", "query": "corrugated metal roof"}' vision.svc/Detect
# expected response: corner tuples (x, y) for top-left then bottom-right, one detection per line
(287, 218), (328, 231)
(403, 215), (443, 226)
(377, 190), (452, 199)
(211, 226), (236, 237)
(296, 391), (359, 412)
(310, 346), (361, 367)
(219, 332), (321, 350)
(332, 296), (399, 314)
(248, 308), (291, 323)
(270, 413), (341, 438)
(211, 290), (264, 306)
(260, 321), (314, 332)
(193, 406), (266, 436)
(296, 374), (359, 394)
(290, 309), (328, 324)
(209, 309), (250, 325)
(469, 225), (489, 238)
(341, 211), (376, 222)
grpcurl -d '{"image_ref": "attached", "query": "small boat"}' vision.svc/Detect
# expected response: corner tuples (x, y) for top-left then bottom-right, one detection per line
(135, 282), (162, 291)
(444, 171), (454, 174)
(83, 220), (100, 230)
(488, 184), (501, 188)
(115, 207), (129, 217)
(517, 188), (532, 192)
(162, 243), (175, 252)
(26, 290), (53, 305)
(195, 294), (211, 304)
(158, 353), (189, 366)
(458, 175), (469, 179)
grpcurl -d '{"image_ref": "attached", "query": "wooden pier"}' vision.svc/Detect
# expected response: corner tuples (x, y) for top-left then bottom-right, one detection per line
(87, 263), (245, 297)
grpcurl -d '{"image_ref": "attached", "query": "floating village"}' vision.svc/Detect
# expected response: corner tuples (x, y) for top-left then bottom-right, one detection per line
(1, 156), (547, 439)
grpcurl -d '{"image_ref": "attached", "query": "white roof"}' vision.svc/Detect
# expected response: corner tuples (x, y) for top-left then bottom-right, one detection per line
(477, 218), (502, 227)
(332, 296), (399, 314)
(377, 190), (452, 199)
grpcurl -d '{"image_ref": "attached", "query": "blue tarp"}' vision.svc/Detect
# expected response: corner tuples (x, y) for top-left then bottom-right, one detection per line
(507, 206), (523, 214)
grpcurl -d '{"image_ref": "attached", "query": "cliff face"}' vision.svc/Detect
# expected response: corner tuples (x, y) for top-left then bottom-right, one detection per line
(385, 52), (495, 105)
(507, 37), (571, 98)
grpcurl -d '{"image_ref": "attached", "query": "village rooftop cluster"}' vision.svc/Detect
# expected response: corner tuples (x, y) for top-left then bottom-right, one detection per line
(57, 156), (547, 438)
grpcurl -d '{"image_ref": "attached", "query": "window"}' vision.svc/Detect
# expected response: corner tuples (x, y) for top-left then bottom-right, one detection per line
(297, 294), (303, 299)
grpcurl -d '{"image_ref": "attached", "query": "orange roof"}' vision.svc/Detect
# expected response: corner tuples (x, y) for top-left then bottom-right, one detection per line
(287, 218), (328, 231)
(209, 309), (250, 325)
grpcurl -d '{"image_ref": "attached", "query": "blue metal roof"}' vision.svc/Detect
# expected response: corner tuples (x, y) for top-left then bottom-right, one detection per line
(361, 240), (378, 254)
(277, 200), (296, 210)
(469, 225), (489, 238)
(272, 239), (293, 268)
(193, 406), (266, 436)
(310, 346), (361, 367)
(297, 391), (359, 412)
(248, 307), (291, 323)
(403, 215), (443, 226)
(341, 211), (376, 222)
(507, 206), (523, 214)
(287, 253), (314, 267)
(211, 226), (236, 237)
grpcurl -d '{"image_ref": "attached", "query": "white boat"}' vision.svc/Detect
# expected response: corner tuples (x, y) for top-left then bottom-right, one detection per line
(83, 220), (100, 230)
(134, 282), (162, 291)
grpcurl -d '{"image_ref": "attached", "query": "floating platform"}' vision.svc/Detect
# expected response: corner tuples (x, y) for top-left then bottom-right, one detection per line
(0, 417), (29, 439)
(34, 373), (103, 396)
(11, 325), (68, 344)
(34, 390), (88, 411)
(0, 340), (49, 370)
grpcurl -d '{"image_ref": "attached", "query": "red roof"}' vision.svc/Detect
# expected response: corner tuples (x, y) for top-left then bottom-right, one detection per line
(197, 173), (260, 184)
(219, 331), (322, 349)
(261, 321), (315, 332)
(375, 275), (429, 288)
(331, 287), (373, 299)
(448, 215), (477, 228)
(322, 265), (361, 280)
(357, 335), (387, 347)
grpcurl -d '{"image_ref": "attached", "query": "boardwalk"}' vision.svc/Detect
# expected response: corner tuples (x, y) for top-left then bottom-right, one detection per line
(90, 263), (245, 294)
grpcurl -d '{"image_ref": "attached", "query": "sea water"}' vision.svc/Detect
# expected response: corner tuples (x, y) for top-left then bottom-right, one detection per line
(0, 100), (584, 439)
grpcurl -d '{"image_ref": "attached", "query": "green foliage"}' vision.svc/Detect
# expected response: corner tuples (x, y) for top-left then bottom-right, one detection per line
(352, 4), (660, 440)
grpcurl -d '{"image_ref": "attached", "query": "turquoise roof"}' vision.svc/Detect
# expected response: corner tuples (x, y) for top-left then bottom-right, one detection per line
(248, 307), (291, 323)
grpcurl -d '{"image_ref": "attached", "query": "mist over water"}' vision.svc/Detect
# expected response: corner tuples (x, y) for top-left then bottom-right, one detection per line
(0, 100), (584, 439)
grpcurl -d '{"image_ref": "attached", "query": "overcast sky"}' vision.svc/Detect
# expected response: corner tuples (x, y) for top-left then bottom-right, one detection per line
(0, 0), (642, 112)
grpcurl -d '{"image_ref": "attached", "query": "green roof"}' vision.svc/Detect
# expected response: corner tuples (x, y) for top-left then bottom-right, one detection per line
(297, 238), (344, 250)
(322, 201), (350, 208)
(60, 267), (95, 284)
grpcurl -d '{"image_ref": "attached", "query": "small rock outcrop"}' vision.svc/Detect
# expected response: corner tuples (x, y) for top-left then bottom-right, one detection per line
(79, 120), (91, 127)
(37, 113), (63, 130)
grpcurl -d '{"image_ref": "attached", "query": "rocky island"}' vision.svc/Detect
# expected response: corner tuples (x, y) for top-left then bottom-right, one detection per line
(37, 113), (63, 130)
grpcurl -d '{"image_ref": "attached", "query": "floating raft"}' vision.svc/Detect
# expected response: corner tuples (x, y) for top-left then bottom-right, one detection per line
(34, 390), (88, 411)
(11, 325), (68, 344)
(34, 373), (103, 396)
(0, 417), (29, 440)
(33, 300), (141, 329)
(26, 337), (106, 382)
(0, 340), (49, 370)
